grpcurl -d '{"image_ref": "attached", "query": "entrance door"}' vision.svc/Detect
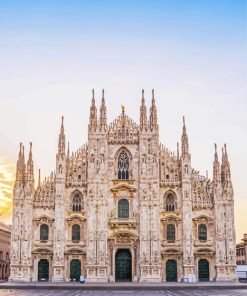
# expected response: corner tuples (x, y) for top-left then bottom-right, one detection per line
(198, 259), (209, 281)
(38, 259), (49, 281)
(70, 259), (81, 281)
(115, 249), (132, 282)
(166, 259), (177, 282)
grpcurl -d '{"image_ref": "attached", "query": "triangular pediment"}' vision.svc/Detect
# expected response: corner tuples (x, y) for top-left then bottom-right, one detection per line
(110, 182), (136, 193)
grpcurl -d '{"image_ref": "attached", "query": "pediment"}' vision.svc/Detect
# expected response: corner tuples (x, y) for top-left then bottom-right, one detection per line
(108, 230), (139, 241)
(64, 247), (85, 255)
(193, 214), (212, 222)
(110, 182), (136, 194)
(32, 247), (53, 254)
(161, 213), (181, 222)
(195, 247), (215, 254)
(66, 213), (86, 222)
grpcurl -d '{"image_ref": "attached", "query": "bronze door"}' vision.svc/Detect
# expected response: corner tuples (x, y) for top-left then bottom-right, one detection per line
(115, 249), (132, 282)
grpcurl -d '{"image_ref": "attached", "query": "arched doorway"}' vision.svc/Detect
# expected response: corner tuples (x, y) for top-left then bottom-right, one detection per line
(166, 259), (177, 282)
(70, 259), (81, 281)
(38, 259), (49, 281)
(115, 249), (132, 282)
(198, 259), (209, 281)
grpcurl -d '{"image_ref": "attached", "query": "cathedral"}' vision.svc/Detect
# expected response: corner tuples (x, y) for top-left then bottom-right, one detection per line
(9, 90), (237, 283)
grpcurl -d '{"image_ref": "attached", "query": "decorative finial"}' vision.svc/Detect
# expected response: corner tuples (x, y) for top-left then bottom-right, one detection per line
(183, 116), (185, 126)
(102, 89), (104, 99)
(92, 88), (95, 99)
(152, 89), (154, 100)
(142, 89), (144, 99)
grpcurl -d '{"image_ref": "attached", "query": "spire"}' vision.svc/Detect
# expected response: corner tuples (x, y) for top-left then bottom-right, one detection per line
(181, 116), (189, 159)
(99, 89), (107, 131)
(221, 146), (226, 184)
(177, 142), (180, 160)
(26, 142), (34, 184)
(222, 143), (231, 183)
(38, 169), (41, 189)
(213, 143), (221, 184)
(89, 88), (97, 132)
(15, 142), (26, 186)
(149, 89), (158, 130)
(58, 116), (65, 156)
(67, 141), (70, 158)
(140, 89), (147, 131)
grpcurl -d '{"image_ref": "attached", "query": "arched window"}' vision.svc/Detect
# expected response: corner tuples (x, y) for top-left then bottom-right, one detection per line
(118, 199), (129, 219)
(72, 224), (80, 241)
(167, 224), (175, 242)
(72, 192), (83, 212)
(40, 224), (49, 241)
(118, 151), (129, 180)
(198, 224), (207, 241)
(166, 193), (175, 211)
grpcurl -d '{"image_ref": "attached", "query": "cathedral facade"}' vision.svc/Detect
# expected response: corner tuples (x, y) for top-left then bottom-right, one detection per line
(9, 90), (237, 282)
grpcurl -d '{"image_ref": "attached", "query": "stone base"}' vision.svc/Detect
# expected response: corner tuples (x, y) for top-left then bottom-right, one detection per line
(139, 277), (162, 282)
(86, 276), (108, 283)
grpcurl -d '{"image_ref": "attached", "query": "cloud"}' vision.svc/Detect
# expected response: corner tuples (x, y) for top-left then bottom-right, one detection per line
(0, 157), (15, 219)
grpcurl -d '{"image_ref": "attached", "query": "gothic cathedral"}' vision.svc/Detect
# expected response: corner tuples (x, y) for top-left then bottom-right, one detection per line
(9, 90), (236, 282)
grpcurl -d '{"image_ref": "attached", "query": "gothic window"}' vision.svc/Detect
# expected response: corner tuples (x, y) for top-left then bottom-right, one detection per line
(166, 193), (175, 211)
(72, 192), (83, 212)
(72, 224), (80, 241)
(40, 224), (49, 241)
(118, 151), (129, 180)
(198, 224), (207, 241)
(167, 224), (175, 242)
(118, 198), (129, 219)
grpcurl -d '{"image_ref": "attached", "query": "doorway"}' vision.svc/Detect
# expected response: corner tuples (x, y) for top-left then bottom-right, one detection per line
(38, 259), (49, 281)
(166, 259), (177, 282)
(198, 259), (209, 281)
(115, 249), (132, 282)
(70, 259), (81, 281)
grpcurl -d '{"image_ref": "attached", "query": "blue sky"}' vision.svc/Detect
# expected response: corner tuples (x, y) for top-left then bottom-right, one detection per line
(0, 0), (246, 240)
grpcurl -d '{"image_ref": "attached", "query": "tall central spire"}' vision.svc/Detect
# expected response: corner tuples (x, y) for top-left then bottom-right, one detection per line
(58, 116), (65, 156)
(99, 89), (107, 131)
(181, 116), (189, 159)
(149, 89), (158, 130)
(140, 89), (147, 131)
(89, 89), (98, 132)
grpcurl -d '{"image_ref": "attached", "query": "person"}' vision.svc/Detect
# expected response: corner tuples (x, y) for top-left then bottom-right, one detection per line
(80, 275), (85, 283)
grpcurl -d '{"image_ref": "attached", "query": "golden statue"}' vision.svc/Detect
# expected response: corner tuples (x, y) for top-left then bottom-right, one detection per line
(121, 104), (125, 114)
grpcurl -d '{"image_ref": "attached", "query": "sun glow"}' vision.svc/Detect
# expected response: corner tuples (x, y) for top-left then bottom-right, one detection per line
(0, 157), (15, 221)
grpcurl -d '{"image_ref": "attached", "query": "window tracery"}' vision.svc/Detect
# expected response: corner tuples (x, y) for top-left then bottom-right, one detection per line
(72, 191), (83, 212)
(118, 151), (129, 180)
(166, 193), (175, 211)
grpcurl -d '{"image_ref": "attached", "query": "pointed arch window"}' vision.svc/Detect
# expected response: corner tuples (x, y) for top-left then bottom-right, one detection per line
(118, 198), (129, 219)
(72, 224), (80, 241)
(72, 192), (83, 212)
(40, 224), (49, 241)
(118, 151), (129, 180)
(167, 224), (175, 242)
(166, 193), (175, 211)
(198, 224), (207, 241)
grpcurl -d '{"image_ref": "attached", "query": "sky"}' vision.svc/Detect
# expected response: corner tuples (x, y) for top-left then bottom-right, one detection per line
(0, 0), (246, 242)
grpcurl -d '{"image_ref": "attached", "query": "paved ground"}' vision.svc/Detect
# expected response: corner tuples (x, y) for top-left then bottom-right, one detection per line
(0, 290), (247, 296)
